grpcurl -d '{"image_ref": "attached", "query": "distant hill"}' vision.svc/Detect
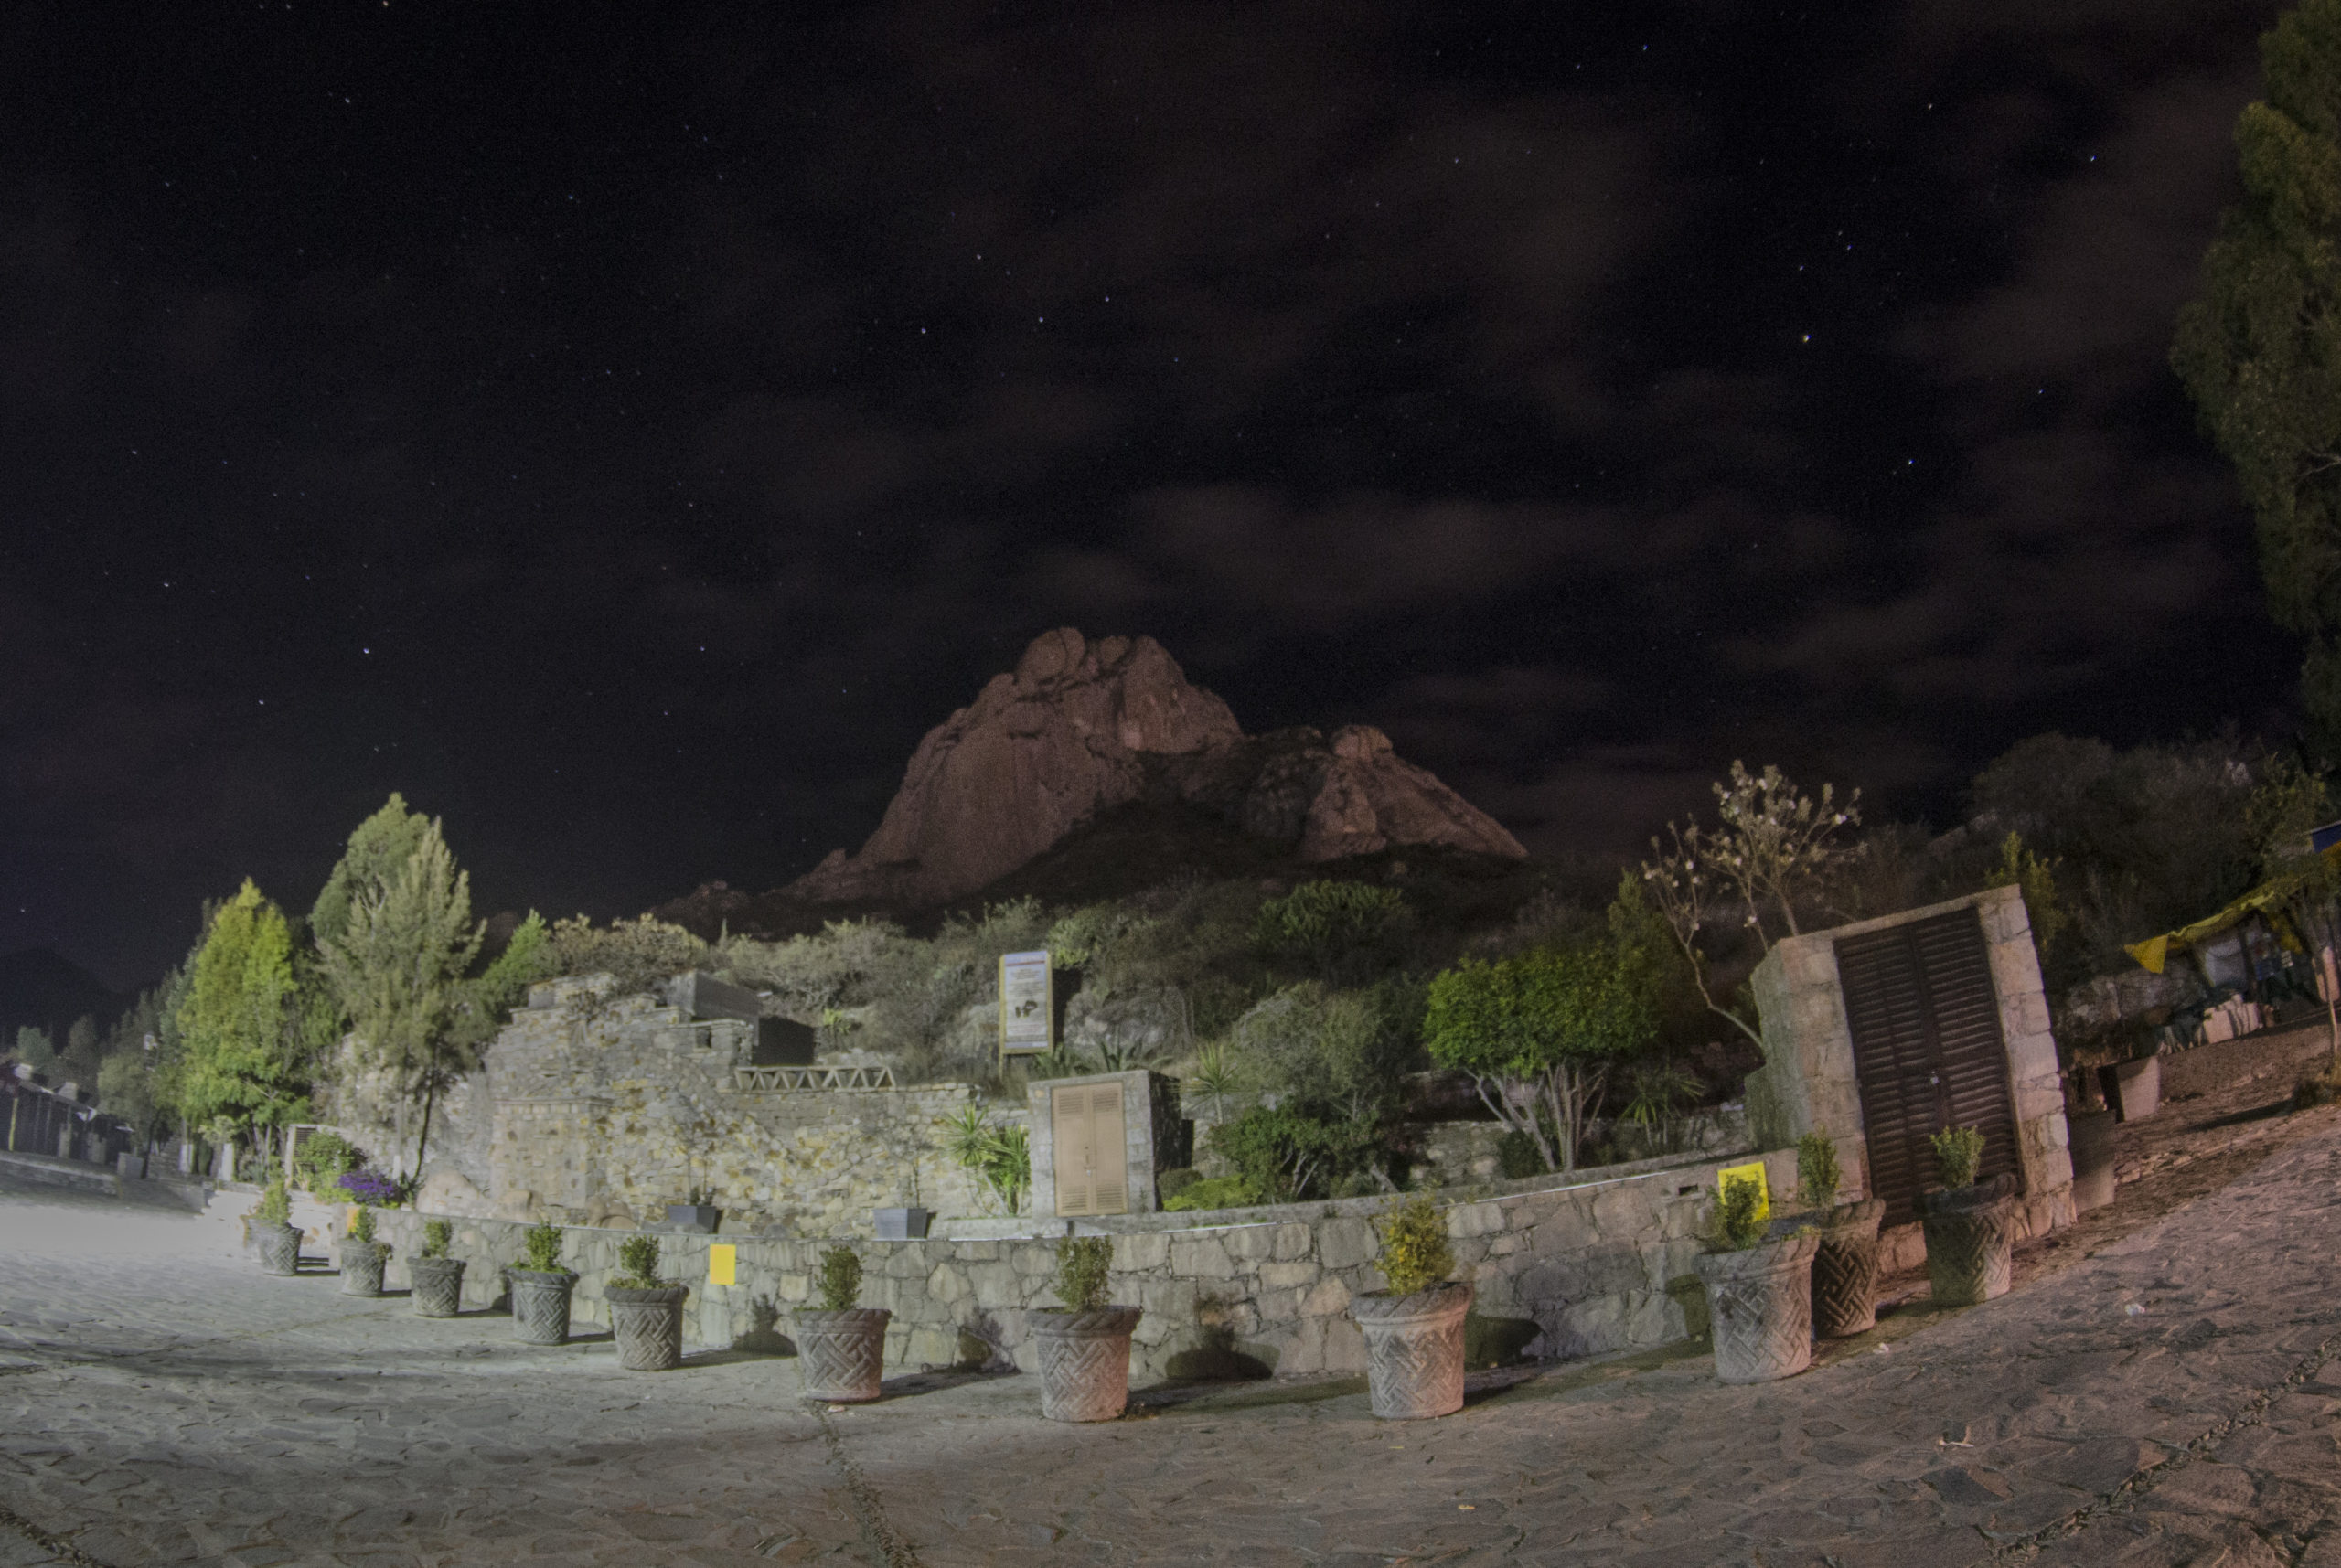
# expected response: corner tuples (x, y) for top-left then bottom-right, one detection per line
(0, 949), (124, 1048)
(656, 628), (1539, 935)
(654, 800), (1558, 942)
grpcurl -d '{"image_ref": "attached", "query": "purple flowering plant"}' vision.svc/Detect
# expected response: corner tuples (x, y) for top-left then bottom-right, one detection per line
(337, 1168), (405, 1207)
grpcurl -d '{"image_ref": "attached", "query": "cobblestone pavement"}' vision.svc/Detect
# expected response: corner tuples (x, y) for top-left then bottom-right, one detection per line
(5, 1096), (2341, 1566)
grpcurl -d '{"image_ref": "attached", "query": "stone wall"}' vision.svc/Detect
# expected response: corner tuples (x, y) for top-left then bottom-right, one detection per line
(1743, 884), (2073, 1246)
(369, 1142), (1791, 1382)
(476, 975), (1027, 1233)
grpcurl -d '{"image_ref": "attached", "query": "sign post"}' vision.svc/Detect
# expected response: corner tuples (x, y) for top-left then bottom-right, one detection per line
(999, 950), (1053, 1067)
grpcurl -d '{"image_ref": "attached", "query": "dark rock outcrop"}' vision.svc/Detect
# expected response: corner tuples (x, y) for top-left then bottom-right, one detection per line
(784, 629), (1523, 908)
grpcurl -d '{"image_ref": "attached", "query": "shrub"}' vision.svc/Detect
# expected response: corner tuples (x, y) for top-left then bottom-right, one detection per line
(421, 1219), (452, 1259)
(255, 1178), (291, 1226)
(1375, 1196), (1454, 1296)
(1255, 880), (1409, 983)
(348, 1206), (377, 1244)
(2296, 1057), (2341, 1108)
(294, 1131), (363, 1194)
(1712, 1173), (1767, 1251)
(616, 1234), (661, 1287)
(1206, 1103), (1375, 1202)
(1161, 1174), (1262, 1212)
(1796, 1131), (1841, 1211)
(1496, 1127), (1544, 1181)
(817, 1246), (862, 1311)
(1053, 1236), (1113, 1310)
(521, 1221), (564, 1273)
(939, 1104), (1031, 1213)
(1156, 1167), (1202, 1204)
(1930, 1125), (1986, 1191)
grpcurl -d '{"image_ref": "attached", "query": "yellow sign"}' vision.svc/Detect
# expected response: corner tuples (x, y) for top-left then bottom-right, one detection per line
(708, 1243), (736, 1286)
(1716, 1161), (1769, 1221)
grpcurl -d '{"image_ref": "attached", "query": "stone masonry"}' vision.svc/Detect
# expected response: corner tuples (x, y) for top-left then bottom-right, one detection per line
(366, 1142), (1794, 1382)
(482, 975), (1019, 1233)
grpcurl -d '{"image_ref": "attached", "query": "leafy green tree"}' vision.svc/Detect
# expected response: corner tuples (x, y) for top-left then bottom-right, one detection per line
(61, 1015), (101, 1083)
(309, 794), (433, 951)
(1205, 1102), (1375, 1202)
(176, 880), (313, 1157)
(1424, 934), (1660, 1175)
(318, 817), (483, 1169)
(2174, 0), (2341, 750)
(13, 1026), (56, 1072)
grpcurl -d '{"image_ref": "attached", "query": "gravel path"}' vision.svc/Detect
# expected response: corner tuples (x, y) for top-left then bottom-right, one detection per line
(4, 1085), (2339, 1565)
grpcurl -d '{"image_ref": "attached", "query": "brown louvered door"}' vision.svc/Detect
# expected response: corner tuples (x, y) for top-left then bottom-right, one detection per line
(1835, 906), (2021, 1226)
(1051, 1082), (1128, 1217)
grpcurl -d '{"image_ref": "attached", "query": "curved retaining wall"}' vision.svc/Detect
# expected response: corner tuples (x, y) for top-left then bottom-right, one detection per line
(368, 1144), (1793, 1381)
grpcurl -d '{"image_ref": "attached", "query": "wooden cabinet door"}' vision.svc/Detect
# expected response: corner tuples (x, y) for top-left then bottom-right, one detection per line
(1835, 906), (2021, 1225)
(1052, 1082), (1129, 1217)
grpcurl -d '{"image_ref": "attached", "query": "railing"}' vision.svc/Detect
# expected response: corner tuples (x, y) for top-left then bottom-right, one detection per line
(732, 1064), (897, 1093)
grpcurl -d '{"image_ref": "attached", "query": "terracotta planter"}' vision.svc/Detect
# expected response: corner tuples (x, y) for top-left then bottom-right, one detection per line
(254, 1221), (301, 1276)
(1350, 1281), (1473, 1420)
(410, 1256), (466, 1317)
(607, 1285), (691, 1371)
(2068, 1108), (2118, 1212)
(795, 1307), (893, 1402)
(508, 1267), (576, 1345)
(1027, 1307), (1142, 1423)
(337, 1239), (389, 1296)
(1922, 1182), (2015, 1307)
(1811, 1199), (1885, 1339)
(2111, 1056), (2161, 1122)
(1695, 1231), (1820, 1384)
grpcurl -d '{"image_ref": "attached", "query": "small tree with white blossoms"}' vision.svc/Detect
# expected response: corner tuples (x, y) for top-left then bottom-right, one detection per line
(1641, 762), (1860, 1047)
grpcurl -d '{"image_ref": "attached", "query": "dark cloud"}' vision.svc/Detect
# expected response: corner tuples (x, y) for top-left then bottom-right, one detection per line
(0, 0), (2307, 984)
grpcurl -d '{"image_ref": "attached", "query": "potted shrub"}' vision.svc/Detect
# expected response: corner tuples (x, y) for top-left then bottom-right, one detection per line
(1348, 1195), (1472, 1420)
(1798, 1131), (1884, 1339)
(337, 1205), (390, 1297)
(1694, 1172), (1819, 1384)
(1921, 1125), (2014, 1307)
(508, 1221), (577, 1345)
(795, 1246), (892, 1403)
(606, 1234), (691, 1371)
(411, 1220), (466, 1317)
(1026, 1236), (1140, 1423)
(252, 1177), (302, 1276)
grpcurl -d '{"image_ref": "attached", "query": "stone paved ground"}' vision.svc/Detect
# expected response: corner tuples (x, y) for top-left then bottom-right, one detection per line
(6, 1050), (2341, 1567)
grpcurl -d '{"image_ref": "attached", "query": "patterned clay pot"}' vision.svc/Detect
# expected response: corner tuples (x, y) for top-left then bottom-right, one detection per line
(1350, 1281), (1473, 1420)
(2068, 1108), (2118, 1213)
(795, 1307), (893, 1402)
(410, 1256), (466, 1317)
(1922, 1181), (2015, 1307)
(337, 1239), (390, 1297)
(1811, 1199), (1885, 1339)
(254, 1221), (302, 1276)
(508, 1267), (577, 1345)
(1695, 1231), (1821, 1384)
(606, 1285), (691, 1371)
(1027, 1307), (1143, 1423)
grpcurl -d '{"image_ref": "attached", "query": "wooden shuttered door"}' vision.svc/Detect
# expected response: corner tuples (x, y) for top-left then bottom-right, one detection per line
(1051, 1082), (1129, 1217)
(1835, 906), (2021, 1227)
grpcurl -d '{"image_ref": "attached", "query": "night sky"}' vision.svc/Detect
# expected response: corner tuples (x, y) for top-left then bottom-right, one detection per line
(0, 1), (2304, 988)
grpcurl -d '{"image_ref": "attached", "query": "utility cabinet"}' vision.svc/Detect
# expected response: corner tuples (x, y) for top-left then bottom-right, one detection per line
(1026, 1070), (1181, 1218)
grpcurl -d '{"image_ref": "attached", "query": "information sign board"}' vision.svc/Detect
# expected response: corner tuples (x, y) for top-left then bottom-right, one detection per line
(999, 950), (1053, 1056)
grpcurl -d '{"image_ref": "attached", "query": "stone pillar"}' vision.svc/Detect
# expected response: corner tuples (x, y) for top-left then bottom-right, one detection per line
(57, 1125), (73, 1161)
(214, 1139), (238, 1183)
(177, 1139), (195, 1176)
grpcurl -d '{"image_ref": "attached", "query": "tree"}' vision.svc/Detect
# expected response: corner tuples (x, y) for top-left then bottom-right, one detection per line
(318, 818), (483, 1172)
(309, 794), (433, 951)
(13, 1026), (56, 1072)
(61, 1015), (101, 1083)
(2173, 0), (2341, 751)
(1642, 762), (1860, 1046)
(176, 880), (313, 1157)
(1423, 934), (1659, 1175)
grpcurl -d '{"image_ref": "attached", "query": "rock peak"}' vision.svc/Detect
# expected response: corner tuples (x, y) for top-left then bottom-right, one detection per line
(786, 630), (1523, 905)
